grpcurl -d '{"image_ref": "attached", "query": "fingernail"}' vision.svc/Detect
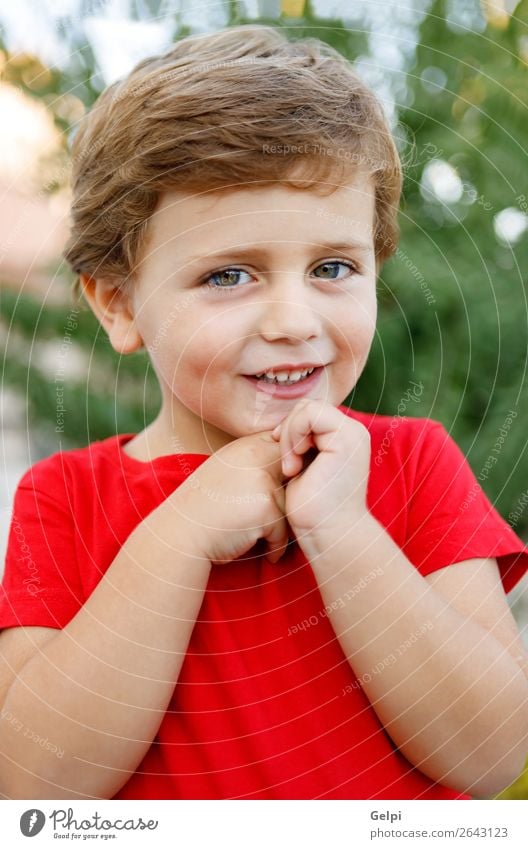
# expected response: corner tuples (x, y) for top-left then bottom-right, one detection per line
(272, 424), (282, 438)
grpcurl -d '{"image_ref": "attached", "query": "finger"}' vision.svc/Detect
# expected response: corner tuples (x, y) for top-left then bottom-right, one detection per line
(279, 403), (319, 476)
(270, 476), (286, 515)
(256, 436), (291, 487)
(281, 400), (345, 470)
(255, 432), (287, 479)
(264, 515), (290, 563)
(282, 435), (312, 476)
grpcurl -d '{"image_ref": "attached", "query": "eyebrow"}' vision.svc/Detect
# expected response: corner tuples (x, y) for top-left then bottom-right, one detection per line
(186, 240), (373, 263)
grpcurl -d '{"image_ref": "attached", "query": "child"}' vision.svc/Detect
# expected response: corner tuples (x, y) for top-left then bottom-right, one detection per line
(0, 24), (527, 802)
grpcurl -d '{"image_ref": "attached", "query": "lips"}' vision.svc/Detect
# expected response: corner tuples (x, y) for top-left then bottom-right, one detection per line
(254, 366), (315, 384)
(243, 365), (324, 398)
(248, 362), (323, 377)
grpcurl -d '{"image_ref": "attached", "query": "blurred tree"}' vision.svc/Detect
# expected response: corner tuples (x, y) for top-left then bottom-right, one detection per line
(353, 0), (528, 535)
(0, 0), (368, 457)
(1, 2), (526, 531)
(0, 0), (527, 799)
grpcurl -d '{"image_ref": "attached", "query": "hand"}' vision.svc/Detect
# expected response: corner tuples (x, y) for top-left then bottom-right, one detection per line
(171, 431), (290, 566)
(271, 399), (371, 557)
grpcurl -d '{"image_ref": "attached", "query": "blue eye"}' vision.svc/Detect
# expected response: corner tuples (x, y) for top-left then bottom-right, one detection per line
(201, 259), (359, 292)
(312, 260), (358, 279)
(202, 268), (253, 291)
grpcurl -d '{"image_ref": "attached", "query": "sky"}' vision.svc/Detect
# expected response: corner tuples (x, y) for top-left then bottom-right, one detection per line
(0, 0), (432, 82)
(0, 0), (525, 241)
(0, 0), (438, 127)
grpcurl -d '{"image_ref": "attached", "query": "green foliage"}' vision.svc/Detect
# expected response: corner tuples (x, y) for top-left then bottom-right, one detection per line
(1, 4), (526, 539)
(0, 288), (161, 451)
(227, 0), (368, 58)
(1, 0), (527, 802)
(350, 0), (528, 536)
(2, 3), (527, 537)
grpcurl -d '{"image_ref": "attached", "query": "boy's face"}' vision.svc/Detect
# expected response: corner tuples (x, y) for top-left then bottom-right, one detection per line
(113, 173), (377, 453)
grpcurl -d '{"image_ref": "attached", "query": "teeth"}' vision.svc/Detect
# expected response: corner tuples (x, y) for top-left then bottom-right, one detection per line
(254, 366), (316, 384)
(274, 371), (293, 382)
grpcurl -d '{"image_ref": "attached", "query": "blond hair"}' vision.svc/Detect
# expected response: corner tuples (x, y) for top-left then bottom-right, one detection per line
(64, 24), (402, 298)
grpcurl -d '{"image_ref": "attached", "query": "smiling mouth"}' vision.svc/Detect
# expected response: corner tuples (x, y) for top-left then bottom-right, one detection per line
(242, 365), (325, 396)
(253, 366), (316, 386)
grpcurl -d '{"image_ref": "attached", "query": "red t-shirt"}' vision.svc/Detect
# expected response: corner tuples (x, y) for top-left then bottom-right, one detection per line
(1, 406), (527, 800)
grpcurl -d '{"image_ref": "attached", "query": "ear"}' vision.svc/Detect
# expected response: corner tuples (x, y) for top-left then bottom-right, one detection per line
(80, 274), (143, 354)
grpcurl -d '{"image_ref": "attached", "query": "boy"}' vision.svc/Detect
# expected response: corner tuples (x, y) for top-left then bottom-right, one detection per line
(1, 24), (528, 801)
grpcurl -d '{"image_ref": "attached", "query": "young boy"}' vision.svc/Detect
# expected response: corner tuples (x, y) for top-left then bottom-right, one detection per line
(1, 24), (527, 802)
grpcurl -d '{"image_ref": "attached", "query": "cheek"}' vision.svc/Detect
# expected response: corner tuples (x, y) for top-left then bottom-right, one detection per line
(180, 311), (246, 370)
(159, 316), (237, 389)
(337, 295), (377, 353)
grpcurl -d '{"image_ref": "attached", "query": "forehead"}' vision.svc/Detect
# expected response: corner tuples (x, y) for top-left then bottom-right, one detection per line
(148, 173), (375, 253)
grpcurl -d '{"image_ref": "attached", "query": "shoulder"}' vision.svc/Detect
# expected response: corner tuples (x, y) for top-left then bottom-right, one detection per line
(338, 405), (447, 461)
(15, 435), (127, 495)
(338, 406), (464, 495)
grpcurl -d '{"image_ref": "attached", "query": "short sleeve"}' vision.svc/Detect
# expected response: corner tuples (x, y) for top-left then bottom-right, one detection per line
(402, 420), (528, 594)
(0, 459), (84, 629)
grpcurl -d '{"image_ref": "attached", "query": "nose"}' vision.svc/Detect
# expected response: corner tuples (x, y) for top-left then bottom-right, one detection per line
(258, 274), (323, 343)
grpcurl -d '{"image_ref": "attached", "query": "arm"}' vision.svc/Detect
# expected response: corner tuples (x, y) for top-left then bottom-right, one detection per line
(0, 504), (211, 800)
(309, 516), (528, 799)
(0, 428), (288, 801)
(271, 399), (528, 799)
